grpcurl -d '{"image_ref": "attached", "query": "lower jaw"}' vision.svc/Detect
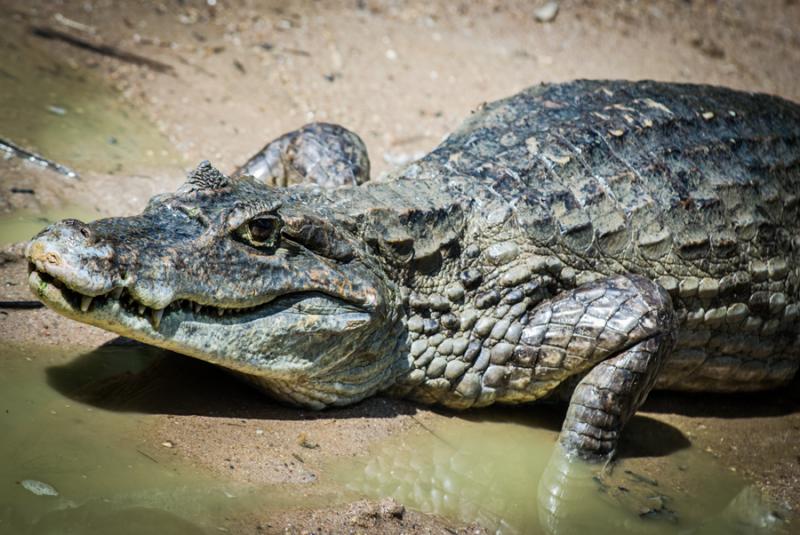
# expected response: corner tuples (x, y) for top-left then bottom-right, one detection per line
(29, 270), (86, 321)
(29, 271), (401, 409)
(29, 269), (165, 342)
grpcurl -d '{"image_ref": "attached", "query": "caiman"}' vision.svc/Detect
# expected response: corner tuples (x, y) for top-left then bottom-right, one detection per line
(25, 80), (800, 462)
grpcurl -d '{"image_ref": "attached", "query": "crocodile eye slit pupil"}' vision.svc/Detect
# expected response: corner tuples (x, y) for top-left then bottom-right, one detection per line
(248, 217), (280, 246)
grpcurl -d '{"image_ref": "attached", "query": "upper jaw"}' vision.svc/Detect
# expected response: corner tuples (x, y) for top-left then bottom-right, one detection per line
(25, 233), (118, 297)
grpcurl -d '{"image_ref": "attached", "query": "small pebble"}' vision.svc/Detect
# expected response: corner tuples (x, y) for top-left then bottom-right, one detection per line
(534, 1), (559, 23)
(21, 479), (58, 497)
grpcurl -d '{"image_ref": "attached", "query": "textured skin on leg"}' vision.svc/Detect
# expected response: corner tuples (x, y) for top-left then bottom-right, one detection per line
(560, 333), (671, 460)
(231, 122), (370, 187)
(518, 275), (675, 459)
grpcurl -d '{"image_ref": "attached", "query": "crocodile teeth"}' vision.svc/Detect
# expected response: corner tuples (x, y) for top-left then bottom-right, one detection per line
(193, 303), (201, 314)
(111, 287), (123, 300)
(218, 308), (224, 317)
(138, 304), (146, 315)
(80, 295), (93, 312)
(151, 308), (164, 329)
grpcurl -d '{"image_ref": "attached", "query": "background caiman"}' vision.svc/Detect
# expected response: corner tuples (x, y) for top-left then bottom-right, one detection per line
(26, 80), (800, 461)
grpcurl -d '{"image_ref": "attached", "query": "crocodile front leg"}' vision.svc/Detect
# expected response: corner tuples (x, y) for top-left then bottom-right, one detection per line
(520, 275), (676, 461)
(560, 333), (672, 460)
(231, 122), (370, 187)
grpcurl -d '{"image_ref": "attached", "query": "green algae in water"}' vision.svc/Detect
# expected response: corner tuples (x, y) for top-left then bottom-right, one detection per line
(329, 413), (789, 534)
(0, 206), (102, 246)
(0, 28), (181, 175)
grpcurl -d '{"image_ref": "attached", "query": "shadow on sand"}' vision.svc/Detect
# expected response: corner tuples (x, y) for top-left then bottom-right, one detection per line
(45, 338), (417, 421)
(49, 337), (800, 461)
(642, 373), (800, 419)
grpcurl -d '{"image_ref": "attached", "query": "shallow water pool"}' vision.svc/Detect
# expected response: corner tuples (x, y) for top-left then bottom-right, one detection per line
(330, 407), (789, 534)
(0, 26), (180, 177)
(0, 342), (790, 534)
(0, 343), (331, 534)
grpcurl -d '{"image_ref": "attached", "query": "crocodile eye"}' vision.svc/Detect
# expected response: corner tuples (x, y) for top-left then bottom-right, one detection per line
(249, 217), (281, 243)
(236, 215), (282, 249)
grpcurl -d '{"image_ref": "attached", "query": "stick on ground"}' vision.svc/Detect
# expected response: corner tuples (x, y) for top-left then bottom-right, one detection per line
(0, 301), (45, 310)
(0, 138), (78, 179)
(31, 26), (176, 75)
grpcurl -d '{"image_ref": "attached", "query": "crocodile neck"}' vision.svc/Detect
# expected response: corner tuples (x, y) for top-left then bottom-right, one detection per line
(280, 160), (567, 406)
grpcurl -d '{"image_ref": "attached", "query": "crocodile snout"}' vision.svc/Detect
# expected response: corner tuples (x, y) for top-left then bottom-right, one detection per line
(26, 219), (118, 297)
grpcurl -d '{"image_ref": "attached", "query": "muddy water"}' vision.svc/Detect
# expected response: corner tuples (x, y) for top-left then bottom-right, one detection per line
(1, 342), (790, 534)
(330, 413), (789, 534)
(0, 28), (180, 176)
(0, 344), (319, 535)
(0, 206), (102, 247)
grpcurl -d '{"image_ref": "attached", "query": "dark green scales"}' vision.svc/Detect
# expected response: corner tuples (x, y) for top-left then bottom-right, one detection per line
(26, 80), (800, 461)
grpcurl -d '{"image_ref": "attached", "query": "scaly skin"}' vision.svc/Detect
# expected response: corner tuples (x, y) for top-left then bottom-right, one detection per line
(25, 80), (800, 461)
(231, 122), (370, 187)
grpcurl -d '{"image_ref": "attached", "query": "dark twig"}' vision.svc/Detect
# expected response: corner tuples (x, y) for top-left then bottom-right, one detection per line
(0, 138), (78, 179)
(31, 26), (176, 75)
(136, 449), (160, 464)
(0, 301), (44, 310)
(409, 415), (456, 449)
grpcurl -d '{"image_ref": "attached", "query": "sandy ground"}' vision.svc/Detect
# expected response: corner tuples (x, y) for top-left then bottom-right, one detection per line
(2, 0), (800, 532)
(3, 0), (800, 215)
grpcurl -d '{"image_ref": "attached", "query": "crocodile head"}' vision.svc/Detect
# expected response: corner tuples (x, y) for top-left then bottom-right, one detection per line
(26, 162), (406, 408)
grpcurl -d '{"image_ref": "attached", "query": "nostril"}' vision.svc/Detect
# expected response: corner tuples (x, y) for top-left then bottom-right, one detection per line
(45, 252), (61, 266)
(27, 240), (62, 267)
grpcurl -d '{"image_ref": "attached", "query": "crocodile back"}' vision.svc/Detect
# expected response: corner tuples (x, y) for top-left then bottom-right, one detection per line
(415, 80), (800, 391)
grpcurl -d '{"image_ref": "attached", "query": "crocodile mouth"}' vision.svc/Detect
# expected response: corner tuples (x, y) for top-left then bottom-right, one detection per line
(28, 266), (369, 334)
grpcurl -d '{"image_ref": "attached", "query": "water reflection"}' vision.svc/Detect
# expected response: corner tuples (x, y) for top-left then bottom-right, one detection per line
(332, 412), (788, 534)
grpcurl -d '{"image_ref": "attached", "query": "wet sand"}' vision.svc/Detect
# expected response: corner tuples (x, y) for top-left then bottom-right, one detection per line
(2, 0), (800, 532)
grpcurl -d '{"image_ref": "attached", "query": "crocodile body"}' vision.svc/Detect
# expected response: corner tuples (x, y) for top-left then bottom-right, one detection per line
(26, 80), (800, 461)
